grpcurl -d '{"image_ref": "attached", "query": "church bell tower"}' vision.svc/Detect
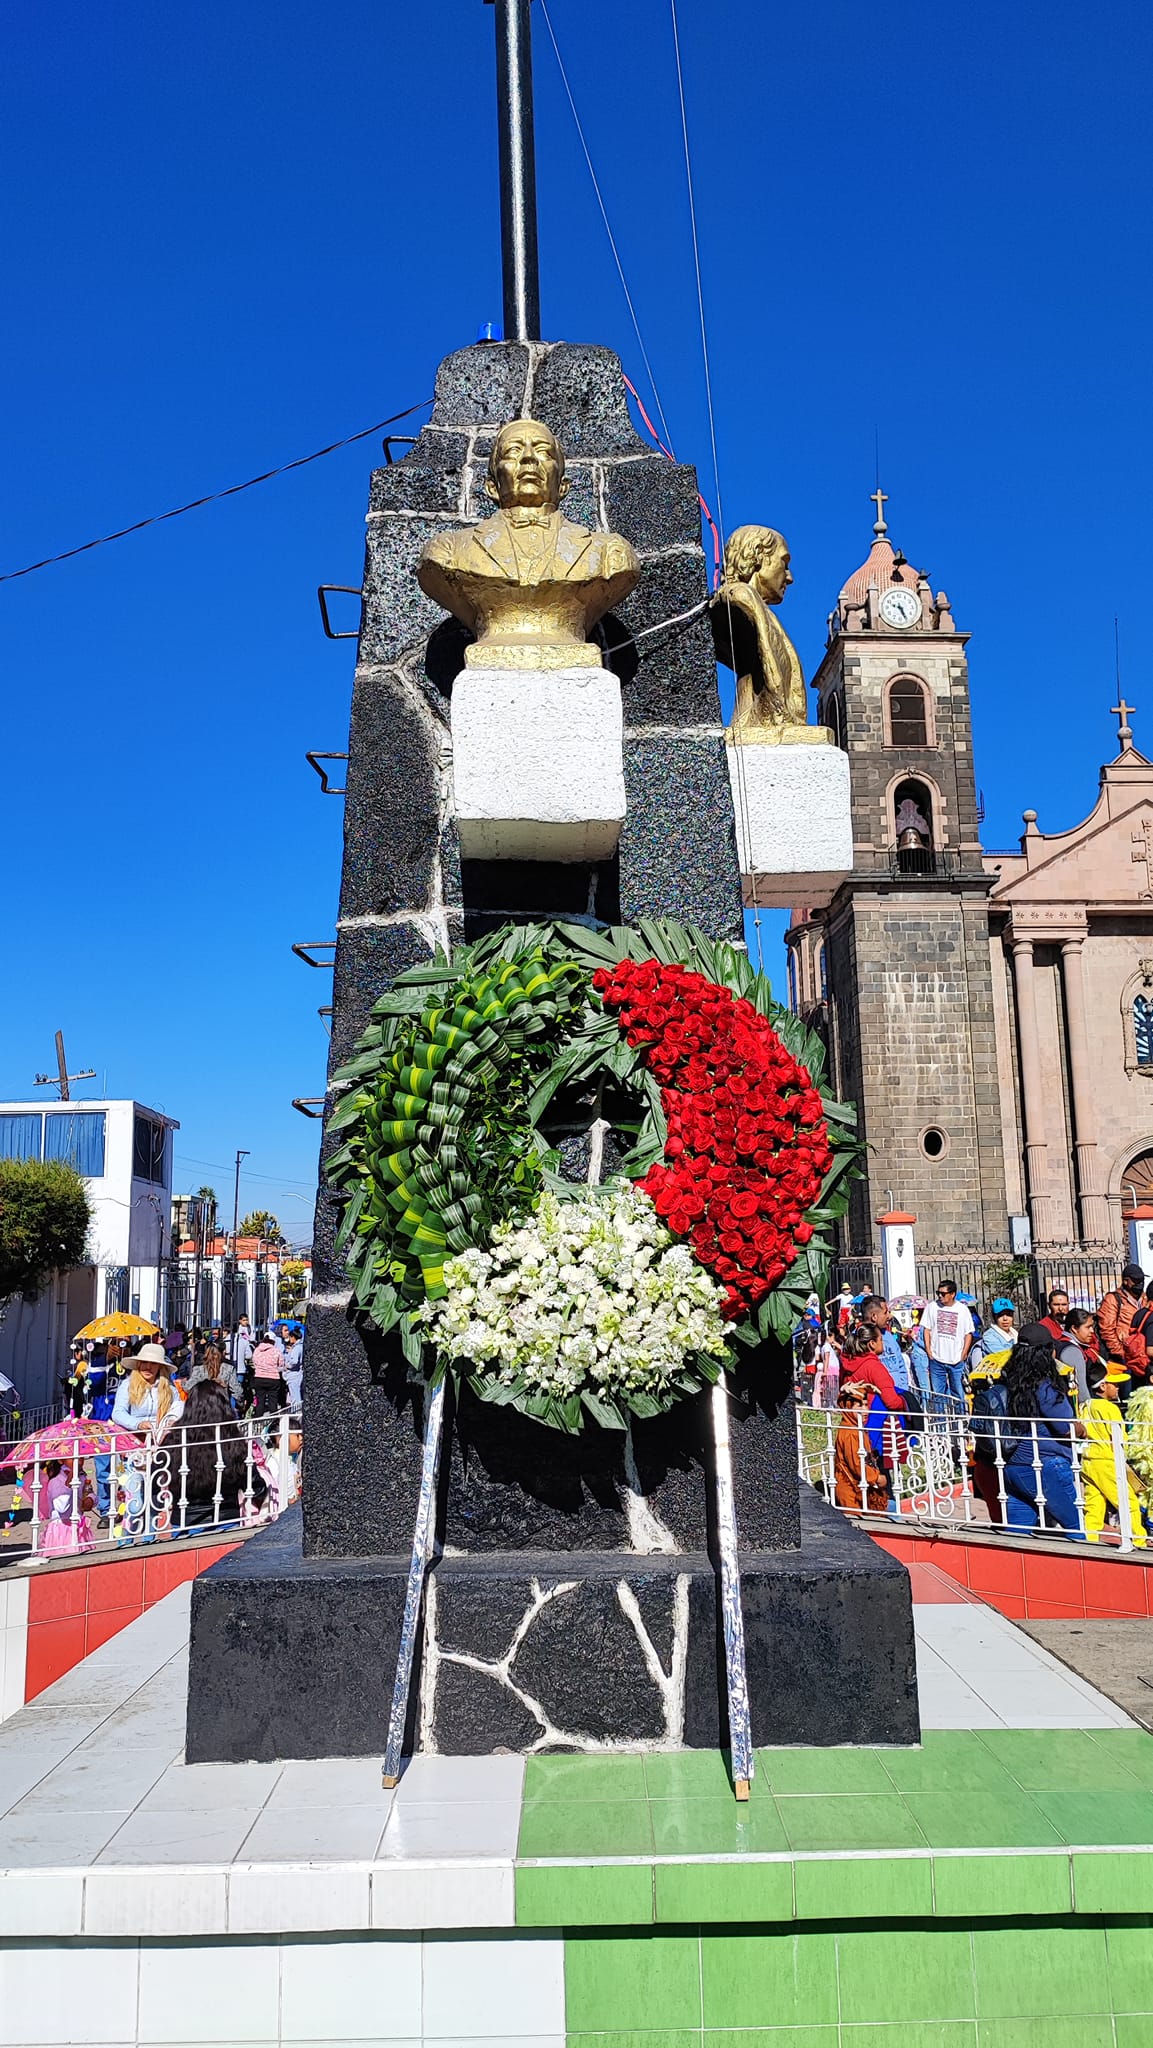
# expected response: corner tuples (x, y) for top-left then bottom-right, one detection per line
(788, 494), (1009, 1254)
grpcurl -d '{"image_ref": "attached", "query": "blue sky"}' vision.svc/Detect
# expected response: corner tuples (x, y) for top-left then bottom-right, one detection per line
(3, 0), (1150, 1244)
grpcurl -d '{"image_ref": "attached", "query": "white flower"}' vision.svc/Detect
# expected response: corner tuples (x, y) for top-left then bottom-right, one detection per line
(421, 1185), (730, 1410)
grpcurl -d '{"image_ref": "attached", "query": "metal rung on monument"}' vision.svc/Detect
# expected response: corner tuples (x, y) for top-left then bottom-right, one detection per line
(291, 1098), (326, 1119)
(305, 751), (348, 795)
(291, 940), (336, 968)
(317, 585), (363, 640)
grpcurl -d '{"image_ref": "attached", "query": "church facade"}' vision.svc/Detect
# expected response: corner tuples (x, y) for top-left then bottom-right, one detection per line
(787, 500), (1153, 1260)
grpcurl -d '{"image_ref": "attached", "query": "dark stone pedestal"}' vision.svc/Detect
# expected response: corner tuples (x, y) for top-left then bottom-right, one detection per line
(185, 1490), (919, 1763)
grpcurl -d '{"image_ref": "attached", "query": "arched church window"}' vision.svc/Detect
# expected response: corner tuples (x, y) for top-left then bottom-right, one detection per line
(1135, 995), (1153, 1070)
(822, 692), (844, 748)
(887, 677), (929, 748)
(893, 779), (935, 871)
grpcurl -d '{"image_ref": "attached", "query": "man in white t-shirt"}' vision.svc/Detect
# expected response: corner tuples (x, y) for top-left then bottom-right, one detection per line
(920, 1279), (974, 1415)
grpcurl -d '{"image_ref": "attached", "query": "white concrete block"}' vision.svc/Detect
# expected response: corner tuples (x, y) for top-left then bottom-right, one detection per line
(451, 666), (625, 862)
(727, 741), (853, 908)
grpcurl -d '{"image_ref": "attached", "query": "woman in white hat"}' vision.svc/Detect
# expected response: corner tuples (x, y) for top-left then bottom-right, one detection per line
(111, 1343), (180, 1441)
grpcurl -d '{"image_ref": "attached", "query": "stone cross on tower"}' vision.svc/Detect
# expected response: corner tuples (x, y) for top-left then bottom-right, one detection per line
(870, 485), (889, 536)
(1112, 698), (1137, 748)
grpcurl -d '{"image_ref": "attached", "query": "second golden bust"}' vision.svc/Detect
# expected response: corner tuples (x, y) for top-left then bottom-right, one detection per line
(712, 525), (831, 744)
(417, 418), (639, 669)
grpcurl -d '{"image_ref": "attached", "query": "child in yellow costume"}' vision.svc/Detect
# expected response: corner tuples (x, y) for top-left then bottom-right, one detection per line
(1080, 1361), (1147, 1546)
(1125, 1383), (1153, 1537)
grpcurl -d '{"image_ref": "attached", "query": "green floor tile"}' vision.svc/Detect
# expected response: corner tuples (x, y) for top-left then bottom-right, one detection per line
(901, 1790), (1061, 1850)
(758, 1747), (886, 1794)
(526, 1752), (649, 1801)
(932, 1852), (1072, 1918)
(1107, 1921), (1153, 2014)
(650, 1794), (790, 1855)
(1116, 2019), (1153, 2047)
(567, 2034), (701, 2048)
(519, 1798), (654, 1858)
(1031, 1788), (1153, 1847)
(1086, 1728), (1153, 1787)
(879, 1732), (1024, 1797)
(978, 1728), (1141, 1791)
(793, 1852), (932, 1920)
(1073, 1849), (1153, 1913)
(645, 1750), (738, 1799)
(700, 1930), (838, 2029)
(841, 2027), (977, 2047)
(976, 2021), (1113, 2048)
(566, 1930), (703, 2033)
(972, 1921), (1109, 2020)
(837, 1926), (975, 2025)
(777, 1792), (927, 1853)
(655, 1858), (792, 1923)
(706, 2032), (837, 2047)
(517, 1860), (653, 1926)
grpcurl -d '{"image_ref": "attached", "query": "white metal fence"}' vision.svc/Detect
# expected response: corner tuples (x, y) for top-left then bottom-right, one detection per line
(0, 1410), (300, 1556)
(798, 1406), (1148, 1553)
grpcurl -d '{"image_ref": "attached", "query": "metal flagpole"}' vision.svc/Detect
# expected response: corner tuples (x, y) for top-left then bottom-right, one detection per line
(381, 1376), (447, 1788)
(487, 0), (541, 340)
(710, 1378), (754, 1799)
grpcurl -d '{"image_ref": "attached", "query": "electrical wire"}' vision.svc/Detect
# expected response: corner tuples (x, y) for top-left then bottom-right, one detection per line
(667, 0), (764, 975)
(538, 0), (674, 455)
(0, 400), (432, 585)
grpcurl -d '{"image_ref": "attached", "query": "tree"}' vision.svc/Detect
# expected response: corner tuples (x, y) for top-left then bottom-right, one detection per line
(279, 1258), (309, 1316)
(0, 1159), (92, 1303)
(239, 1209), (284, 1246)
(196, 1185), (218, 1233)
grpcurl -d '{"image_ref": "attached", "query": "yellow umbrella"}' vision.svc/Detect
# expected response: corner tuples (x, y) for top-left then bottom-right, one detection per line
(73, 1311), (160, 1341)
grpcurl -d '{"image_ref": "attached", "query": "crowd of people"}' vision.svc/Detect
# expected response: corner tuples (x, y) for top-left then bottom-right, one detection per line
(13, 1317), (305, 1556)
(800, 1263), (1153, 1546)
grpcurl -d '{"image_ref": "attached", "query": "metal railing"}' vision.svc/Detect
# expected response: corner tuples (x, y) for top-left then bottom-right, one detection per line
(0, 1410), (300, 1558)
(832, 1252), (1125, 1318)
(798, 1405), (1147, 1553)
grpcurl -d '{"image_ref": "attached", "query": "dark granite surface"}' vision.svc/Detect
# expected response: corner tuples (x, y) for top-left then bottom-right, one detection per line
(620, 735), (744, 943)
(338, 669), (442, 919)
(530, 343), (647, 456)
(368, 463), (461, 516)
(431, 343), (532, 428)
(616, 551), (721, 728)
(604, 458), (704, 552)
(187, 1492), (917, 1762)
(328, 923), (434, 1077)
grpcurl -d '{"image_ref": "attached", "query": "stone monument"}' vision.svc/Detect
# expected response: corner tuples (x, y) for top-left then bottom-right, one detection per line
(185, 340), (918, 1764)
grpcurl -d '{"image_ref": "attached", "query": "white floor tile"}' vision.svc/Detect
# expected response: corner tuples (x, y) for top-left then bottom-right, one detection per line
(378, 1801), (521, 1861)
(239, 1802), (387, 1863)
(372, 1862), (515, 1931)
(280, 1933), (422, 2041)
(138, 1759), (283, 1813)
(0, 1869), (83, 1934)
(84, 1866), (227, 1935)
(98, 1806), (263, 1865)
(0, 1940), (140, 2045)
(137, 1936), (280, 2043)
(9, 1741), (171, 1816)
(267, 1757), (394, 1812)
(397, 1755), (524, 1805)
(421, 1933), (565, 2040)
(228, 1865), (371, 1933)
(0, 1806), (131, 1868)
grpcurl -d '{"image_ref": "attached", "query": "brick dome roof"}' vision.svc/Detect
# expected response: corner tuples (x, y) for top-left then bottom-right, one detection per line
(839, 535), (920, 608)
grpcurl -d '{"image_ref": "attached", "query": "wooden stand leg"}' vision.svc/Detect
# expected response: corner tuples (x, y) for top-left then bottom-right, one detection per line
(381, 1377), (446, 1789)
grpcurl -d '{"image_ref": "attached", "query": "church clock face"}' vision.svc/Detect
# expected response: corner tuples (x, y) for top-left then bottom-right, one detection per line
(879, 586), (922, 629)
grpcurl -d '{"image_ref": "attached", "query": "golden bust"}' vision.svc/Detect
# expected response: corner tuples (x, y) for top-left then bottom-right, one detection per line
(711, 526), (831, 744)
(416, 418), (639, 670)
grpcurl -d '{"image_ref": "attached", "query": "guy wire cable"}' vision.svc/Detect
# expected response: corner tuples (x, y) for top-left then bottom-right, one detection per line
(0, 400), (433, 584)
(667, 0), (764, 976)
(538, 0), (674, 455)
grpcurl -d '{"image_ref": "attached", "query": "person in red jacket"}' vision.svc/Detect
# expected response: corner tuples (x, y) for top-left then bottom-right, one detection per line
(1040, 1289), (1070, 1347)
(1099, 1266), (1147, 1364)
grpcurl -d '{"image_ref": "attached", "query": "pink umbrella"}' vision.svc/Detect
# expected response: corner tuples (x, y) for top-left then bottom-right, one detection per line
(8, 1417), (141, 1466)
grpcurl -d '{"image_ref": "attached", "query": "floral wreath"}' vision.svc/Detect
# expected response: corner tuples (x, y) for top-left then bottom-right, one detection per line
(326, 918), (859, 1434)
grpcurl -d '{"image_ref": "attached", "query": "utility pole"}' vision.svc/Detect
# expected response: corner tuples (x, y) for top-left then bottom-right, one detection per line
(34, 1030), (96, 1101)
(228, 1150), (249, 1328)
(233, 1150), (249, 1246)
(486, 0), (540, 341)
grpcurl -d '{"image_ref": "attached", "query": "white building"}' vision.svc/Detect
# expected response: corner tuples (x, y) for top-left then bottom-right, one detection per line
(0, 1099), (178, 1408)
